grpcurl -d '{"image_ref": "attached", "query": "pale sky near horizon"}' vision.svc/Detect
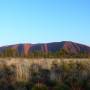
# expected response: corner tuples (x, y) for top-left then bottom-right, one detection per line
(0, 0), (90, 46)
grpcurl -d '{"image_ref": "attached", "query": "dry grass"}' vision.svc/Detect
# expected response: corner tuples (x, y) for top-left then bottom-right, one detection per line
(0, 58), (90, 82)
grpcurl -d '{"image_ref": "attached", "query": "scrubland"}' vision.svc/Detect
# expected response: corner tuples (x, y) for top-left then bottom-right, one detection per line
(0, 58), (90, 90)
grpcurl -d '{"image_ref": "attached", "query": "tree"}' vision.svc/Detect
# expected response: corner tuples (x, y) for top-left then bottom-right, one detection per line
(1, 48), (19, 57)
(59, 49), (68, 58)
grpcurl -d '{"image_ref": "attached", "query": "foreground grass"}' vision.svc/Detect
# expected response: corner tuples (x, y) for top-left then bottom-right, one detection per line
(0, 58), (90, 90)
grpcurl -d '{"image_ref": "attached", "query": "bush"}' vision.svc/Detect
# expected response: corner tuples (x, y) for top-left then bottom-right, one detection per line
(32, 84), (48, 90)
(53, 84), (70, 90)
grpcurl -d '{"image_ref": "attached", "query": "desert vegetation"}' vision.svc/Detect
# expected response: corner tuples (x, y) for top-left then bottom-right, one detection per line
(0, 58), (90, 90)
(0, 47), (90, 58)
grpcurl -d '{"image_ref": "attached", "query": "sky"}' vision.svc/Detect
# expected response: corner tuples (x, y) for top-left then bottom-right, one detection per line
(0, 0), (90, 46)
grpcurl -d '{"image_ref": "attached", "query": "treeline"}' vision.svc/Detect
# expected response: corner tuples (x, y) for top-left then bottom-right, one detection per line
(0, 48), (90, 58)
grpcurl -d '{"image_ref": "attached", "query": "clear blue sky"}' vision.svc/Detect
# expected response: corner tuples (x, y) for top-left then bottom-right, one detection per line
(0, 0), (90, 46)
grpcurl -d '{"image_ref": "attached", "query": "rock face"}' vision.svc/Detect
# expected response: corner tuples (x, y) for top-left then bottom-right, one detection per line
(0, 41), (90, 56)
